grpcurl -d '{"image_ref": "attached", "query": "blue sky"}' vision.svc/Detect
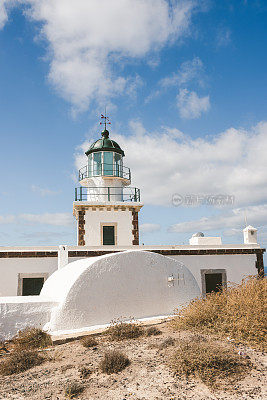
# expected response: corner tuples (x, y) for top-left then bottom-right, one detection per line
(0, 0), (267, 252)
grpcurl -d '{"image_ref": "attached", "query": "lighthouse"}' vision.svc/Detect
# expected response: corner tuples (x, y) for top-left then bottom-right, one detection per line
(73, 116), (143, 246)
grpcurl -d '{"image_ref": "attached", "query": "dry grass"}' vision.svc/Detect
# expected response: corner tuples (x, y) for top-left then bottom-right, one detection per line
(146, 326), (162, 336)
(0, 350), (44, 375)
(171, 276), (267, 349)
(80, 336), (98, 348)
(12, 327), (52, 350)
(169, 338), (252, 388)
(106, 319), (144, 341)
(64, 381), (84, 399)
(99, 350), (130, 374)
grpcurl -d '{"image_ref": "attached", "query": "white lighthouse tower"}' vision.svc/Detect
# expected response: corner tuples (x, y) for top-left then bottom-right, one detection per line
(73, 115), (143, 246)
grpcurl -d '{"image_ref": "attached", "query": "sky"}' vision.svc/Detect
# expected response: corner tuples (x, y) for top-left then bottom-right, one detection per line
(0, 0), (267, 254)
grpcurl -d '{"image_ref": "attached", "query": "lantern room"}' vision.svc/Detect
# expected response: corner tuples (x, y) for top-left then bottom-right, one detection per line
(79, 129), (131, 184)
(75, 125), (140, 203)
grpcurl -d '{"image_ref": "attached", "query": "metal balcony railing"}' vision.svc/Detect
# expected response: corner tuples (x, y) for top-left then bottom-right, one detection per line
(79, 163), (131, 181)
(75, 186), (141, 202)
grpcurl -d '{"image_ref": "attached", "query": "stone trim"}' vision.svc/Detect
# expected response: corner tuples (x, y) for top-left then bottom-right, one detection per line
(0, 248), (264, 258)
(150, 248), (266, 256)
(67, 248), (265, 258)
(69, 250), (120, 257)
(73, 203), (143, 218)
(132, 211), (139, 245)
(78, 211), (85, 246)
(0, 251), (57, 258)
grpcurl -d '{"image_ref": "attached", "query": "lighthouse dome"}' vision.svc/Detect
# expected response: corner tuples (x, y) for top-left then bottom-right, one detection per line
(85, 129), (124, 156)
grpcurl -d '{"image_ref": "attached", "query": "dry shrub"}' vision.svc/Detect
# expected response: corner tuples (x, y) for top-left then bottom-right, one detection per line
(61, 364), (74, 373)
(0, 350), (44, 375)
(13, 327), (52, 350)
(146, 326), (162, 336)
(49, 349), (63, 362)
(80, 336), (98, 348)
(0, 340), (9, 354)
(159, 337), (176, 349)
(64, 381), (84, 399)
(79, 366), (92, 378)
(170, 338), (252, 388)
(171, 276), (267, 349)
(99, 350), (130, 374)
(188, 334), (207, 342)
(106, 319), (144, 341)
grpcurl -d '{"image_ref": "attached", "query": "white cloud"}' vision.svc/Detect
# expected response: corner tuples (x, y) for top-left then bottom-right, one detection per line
(0, 0), (199, 112)
(170, 204), (267, 234)
(0, 215), (16, 224)
(146, 57), (206, 104)
(160, 57), (204, 87)
(217, 27), (231, 47)
(20, 213), (73, 226)
(177, 88), (210, 118)
(0, 0), (8, 29)
(140, 223), (161, 233)
(20, 231), (73, 243)
(0, 213), (73, 226)
(31, 185), (60, 196)
(75, 120), (267, 208)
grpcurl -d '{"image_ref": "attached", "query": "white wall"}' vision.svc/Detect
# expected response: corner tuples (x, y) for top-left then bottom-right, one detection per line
(189, 237), (222, 245)
(0, 258), (58, 296)
(84, 209), (133, 246)
(0, 297), (58, 340)
(0, 248), (259, 297)
(0, 251), (201, 339)
(169, 254), (257, 291)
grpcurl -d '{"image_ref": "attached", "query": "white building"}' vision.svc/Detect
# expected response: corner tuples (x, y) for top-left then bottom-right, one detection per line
(0, 123), (265, 339)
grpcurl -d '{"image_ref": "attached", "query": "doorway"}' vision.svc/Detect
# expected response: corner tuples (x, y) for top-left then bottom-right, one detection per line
(201, 269), (226, 295)
(205, 273), (222, 293)
(102, 225), (116, 245)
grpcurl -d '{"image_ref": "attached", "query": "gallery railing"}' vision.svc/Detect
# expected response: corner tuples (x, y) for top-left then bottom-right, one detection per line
(79, 163), (131, 181)
(74, 186), (141, 202)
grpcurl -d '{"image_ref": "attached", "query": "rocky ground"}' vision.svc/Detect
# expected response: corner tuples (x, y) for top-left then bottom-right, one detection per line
(0, 322), (266, 400)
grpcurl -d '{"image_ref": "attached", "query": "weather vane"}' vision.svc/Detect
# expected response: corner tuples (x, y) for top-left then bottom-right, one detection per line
(100, 108), (111, 130)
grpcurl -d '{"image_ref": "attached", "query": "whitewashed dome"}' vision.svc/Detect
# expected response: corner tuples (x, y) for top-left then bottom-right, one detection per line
(40, 250), (200, 334)
(192, 232), (204, 237)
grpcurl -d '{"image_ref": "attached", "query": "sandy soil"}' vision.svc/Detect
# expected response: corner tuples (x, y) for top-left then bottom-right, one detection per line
(0, 322), (266, 400)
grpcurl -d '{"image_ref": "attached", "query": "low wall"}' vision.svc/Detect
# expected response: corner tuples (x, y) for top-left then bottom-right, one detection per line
(0, 297), (58, 340)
